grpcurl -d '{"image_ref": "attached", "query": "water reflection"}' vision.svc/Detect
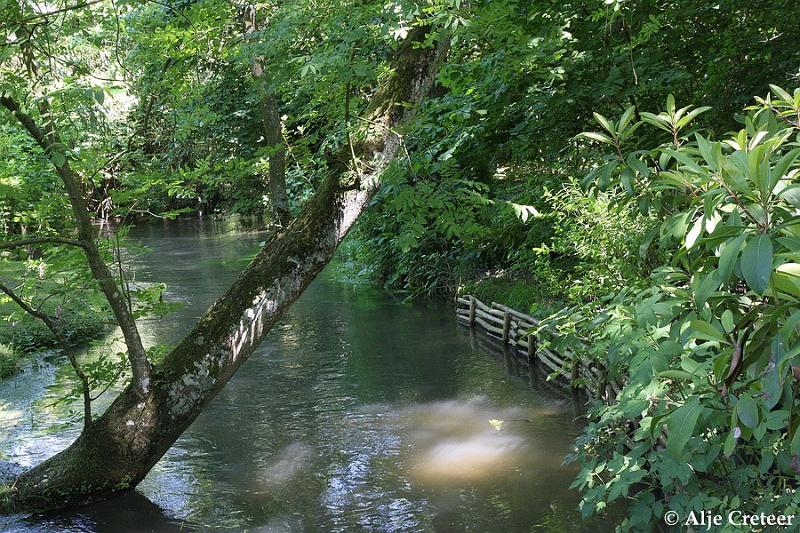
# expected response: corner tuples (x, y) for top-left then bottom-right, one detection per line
(0, 219), (603, 532)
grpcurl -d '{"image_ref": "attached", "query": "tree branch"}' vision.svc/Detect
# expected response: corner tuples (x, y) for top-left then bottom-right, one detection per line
(0, 92), (152, 394)
(0, 281), (93, 427)
(19, 0), (105, 23)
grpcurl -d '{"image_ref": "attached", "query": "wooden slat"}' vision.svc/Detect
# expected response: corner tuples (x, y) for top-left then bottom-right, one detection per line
(542, 348), (565, 368)
(516, 321), (535, 331)
(491, 302), (539, 325)
(475, 316), (503, 336)
(473, 298), (492, 312)
(537, 352), (564, 375)
(475, 308), (504, 326)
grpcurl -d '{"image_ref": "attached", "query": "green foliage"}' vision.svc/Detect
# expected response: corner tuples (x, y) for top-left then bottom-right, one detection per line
(554, 87), (800, 530)
(0, 482), (13, 514)
(461, 276), (561, 317)
(0, 343), (21, 379)
(0, 307), (107, 356)
(0, 246), (111, 358)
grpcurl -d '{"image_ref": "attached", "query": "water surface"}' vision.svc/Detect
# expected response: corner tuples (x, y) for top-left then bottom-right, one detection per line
(1, 219), (595, 532)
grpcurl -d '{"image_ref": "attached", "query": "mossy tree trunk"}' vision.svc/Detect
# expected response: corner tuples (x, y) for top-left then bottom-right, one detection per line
(3, 28), (448, 513)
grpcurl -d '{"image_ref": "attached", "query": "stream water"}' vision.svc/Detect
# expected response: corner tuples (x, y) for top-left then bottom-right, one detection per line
(0, 219), (600, 532)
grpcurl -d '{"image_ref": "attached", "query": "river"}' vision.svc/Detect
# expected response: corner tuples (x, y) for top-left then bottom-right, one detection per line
(0, 219), (599, 532)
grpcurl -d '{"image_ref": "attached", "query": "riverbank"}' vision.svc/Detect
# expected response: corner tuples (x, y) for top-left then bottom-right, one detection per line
(0, 344), (18, 379)
(0, 299), (109, 381)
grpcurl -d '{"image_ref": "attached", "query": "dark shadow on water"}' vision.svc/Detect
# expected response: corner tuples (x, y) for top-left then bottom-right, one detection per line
(4, 491), (194, 533)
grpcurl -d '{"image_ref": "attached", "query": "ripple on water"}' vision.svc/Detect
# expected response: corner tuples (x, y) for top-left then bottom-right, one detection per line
(0, 220), (601, 532)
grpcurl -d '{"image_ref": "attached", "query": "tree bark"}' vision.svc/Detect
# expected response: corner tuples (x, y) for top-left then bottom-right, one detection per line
(3, 28), (448, 513)
(263, 93), (290, 223)
(242, 5), (290, 224)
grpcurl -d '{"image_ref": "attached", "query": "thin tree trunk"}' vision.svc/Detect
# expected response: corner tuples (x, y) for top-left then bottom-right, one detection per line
(263, 93), (289, 222)
(0, 97), (153, 395)
(242, 5), (290, 224)
(3, 28), (448, 513)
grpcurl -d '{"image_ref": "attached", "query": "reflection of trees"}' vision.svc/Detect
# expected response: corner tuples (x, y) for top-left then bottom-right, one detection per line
(330, 281), (464, 403)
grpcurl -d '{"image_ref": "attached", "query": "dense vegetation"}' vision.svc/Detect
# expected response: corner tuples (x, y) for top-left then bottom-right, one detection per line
(2, 0), (800, 528)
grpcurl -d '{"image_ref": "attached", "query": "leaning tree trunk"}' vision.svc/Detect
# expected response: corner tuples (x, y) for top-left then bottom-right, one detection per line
(4, 29), (448, 513)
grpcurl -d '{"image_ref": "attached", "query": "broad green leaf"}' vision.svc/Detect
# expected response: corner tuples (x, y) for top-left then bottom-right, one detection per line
(618, 106), (636, 132)
(777, 263), (800, 278)
(782, 310), (800, 341)
(578, 131), (614, 145)
(718, 233), (746, 282)
(676, 106), (711, 129)
(724, 427), (737, 457)
(773, 272), (800, 298)
(693, 271), (718, 308)
(770, 84), (794, 103)
(721, 310), (735, 333)
(690, 320), (728, 343)
(667, 398), (703, 459)
(657, 369), (699, 381)
(791, 426), (800, 456)
(592, 112), (615, 135)
(685, 216), (704, 249)
(761, 363), (782, 410)
(663, 148), (705, 175)
(666, 94), (676, 114)
(736, 395), (758, 429)
(781, 185), (800, 209)
(773, 148), (800, 184)
(641, 112), (672, 132)
(740, 235), (773, 294)
(695, 133), (716, 169)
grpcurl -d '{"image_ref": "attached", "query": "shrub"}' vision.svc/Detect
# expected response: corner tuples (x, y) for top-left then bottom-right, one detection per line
(548, 87), (800, 530)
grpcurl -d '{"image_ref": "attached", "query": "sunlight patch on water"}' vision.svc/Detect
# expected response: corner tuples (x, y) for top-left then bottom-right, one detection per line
(398, 398), (539, 485)
(256, 442), (314, 489)
(0, 403), (24, 426)
(413, 433), (526, 482)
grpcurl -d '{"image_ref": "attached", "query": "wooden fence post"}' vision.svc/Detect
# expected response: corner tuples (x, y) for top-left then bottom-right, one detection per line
(527, 334), (536, 361)
(570, 356), (580, 391)
(527, 334), (537, 386)
(468, 296), (476, 326)
(599, 366), (609, 403)
(502, 312), (511, 343)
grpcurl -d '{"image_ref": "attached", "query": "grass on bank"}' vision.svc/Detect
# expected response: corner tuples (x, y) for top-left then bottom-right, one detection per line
(0, 293), (109, 380)
(460, 275), (567, 318)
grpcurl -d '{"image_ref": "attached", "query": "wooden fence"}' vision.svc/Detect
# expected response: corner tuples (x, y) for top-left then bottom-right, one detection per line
(455, 295), (619, 401)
